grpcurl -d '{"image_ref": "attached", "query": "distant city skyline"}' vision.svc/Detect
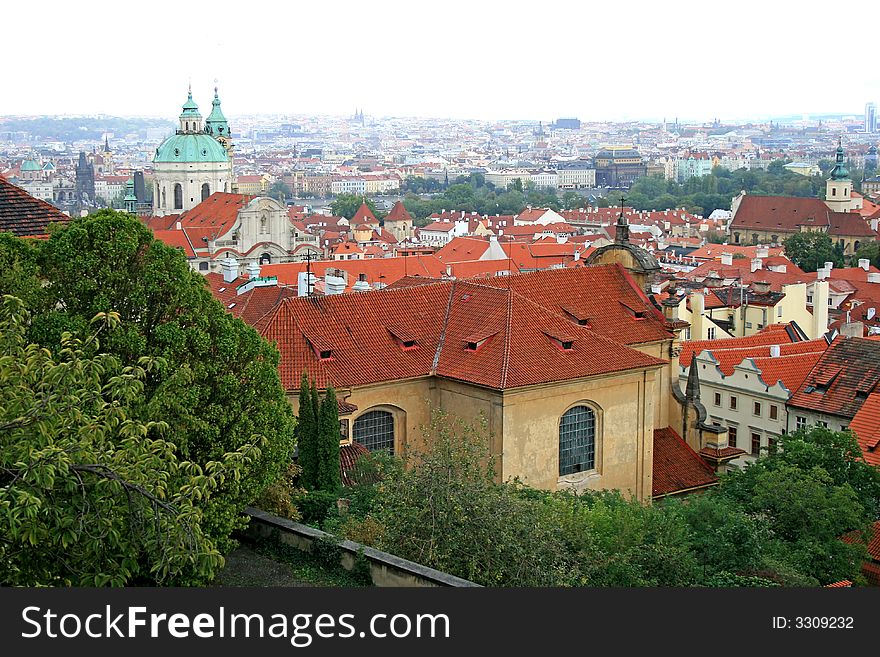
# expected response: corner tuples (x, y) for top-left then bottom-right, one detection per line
(6, 0), (880, 123)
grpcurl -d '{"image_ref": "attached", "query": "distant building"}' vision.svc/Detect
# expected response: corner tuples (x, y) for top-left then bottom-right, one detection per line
(866, 102), (877, 134)
(554, 118), (581, 130)
(75, 151), (95, 204)
(594, 146), (646, 188)
(152, 86), (234, 216)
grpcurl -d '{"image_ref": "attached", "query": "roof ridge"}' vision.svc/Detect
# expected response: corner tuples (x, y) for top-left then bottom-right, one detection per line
(431, 279), (457, 375)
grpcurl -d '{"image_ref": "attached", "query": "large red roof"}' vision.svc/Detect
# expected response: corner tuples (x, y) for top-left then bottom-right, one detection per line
(679, 323), (805, 367)
(0, 176), (69, 237)
(652, 426), (718, 498)
(731, 195), (833, 233)
(257, 269), (668, 391)
(788, 337), (880, 419)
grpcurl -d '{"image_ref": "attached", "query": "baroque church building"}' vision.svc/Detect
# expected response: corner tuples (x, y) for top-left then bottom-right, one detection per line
(152, 86), (234, 217)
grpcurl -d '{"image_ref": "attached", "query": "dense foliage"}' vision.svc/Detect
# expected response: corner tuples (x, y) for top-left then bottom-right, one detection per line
(329, 194), (385, 221)
(0, 210), (296, 563)
(0, 297), (258, 585)
(782, 232), (845, 272)
(295, 375), (341, 493)
(318, 414), (875, 587)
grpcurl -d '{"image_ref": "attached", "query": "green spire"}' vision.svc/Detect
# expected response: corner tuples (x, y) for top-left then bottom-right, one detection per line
(180, 84), (201, 117)
(205, 85), (229, 138)
(830, 137), (850, 181)
(123, 176), (137, 213)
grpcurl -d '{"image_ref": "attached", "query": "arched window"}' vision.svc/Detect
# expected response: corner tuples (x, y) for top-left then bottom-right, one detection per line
(832, 188), (837, 197)
(559, 405), (595, 476)
(733, 232), (740, 244)
(173, 183), (183, 209)
(199, 261), (209, 271)
(854, 240), (861, 252)
(162, 187), (167, 208)
(353, 410), (395, 454)
(259, 252), (272, 264)
(201, 183), (210, 201)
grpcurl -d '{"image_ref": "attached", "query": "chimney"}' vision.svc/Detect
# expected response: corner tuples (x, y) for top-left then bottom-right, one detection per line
(756, 246), (769, 259)
(297, 271), (316, 297)
(812, 280), (830, 339)
(769, 344), (781, 358)
(824, 261), (834, 271)
(651, 283), (663, 294)
(691, 291), (705, 339)
(872, 217), (879, 231)
(841, 321), (865, 338)
(868, 307), (877, 321)
(720, 252), (733, 266)
(175, 221), (182, 230)
(221, 257), (238, 283)
(869, 272), (880, 284)
(859, 258), (871, 272)
(246, 261), (261, 279)
(750, 258), (762, 272)
(752, 280), (771, 294)
(817, 266), (829, 280)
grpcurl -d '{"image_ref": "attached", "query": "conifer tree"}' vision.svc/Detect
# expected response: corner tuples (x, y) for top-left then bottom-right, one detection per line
(317, 386), (342, 491)
(296, 372), (318, 490)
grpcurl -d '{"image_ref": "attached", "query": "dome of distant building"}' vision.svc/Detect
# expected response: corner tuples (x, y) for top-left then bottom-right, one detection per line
(151, 85), (234, 217)
(20, 160), (40, 171)
(154, 133), (229, 163)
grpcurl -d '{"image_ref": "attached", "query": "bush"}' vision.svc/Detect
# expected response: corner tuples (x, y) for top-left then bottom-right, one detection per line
(295, 489), (342, 527)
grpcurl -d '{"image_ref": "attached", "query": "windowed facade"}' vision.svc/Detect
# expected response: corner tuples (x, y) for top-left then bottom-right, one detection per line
(201, 182), (210, 201)
(795, 415), (807, 430)
(559, 405), (596, 476)
(707, 327), (716, 340)
(714, 392), (721, 406)
(753, 401), (761, 416)
(751, 432), (761, 455)
(729, 426), (737, 448)
(729, 395), (737, 410)
(173, 183), (183, 210)
(353, 410), (395, 454)
(769, 405), (778, 420)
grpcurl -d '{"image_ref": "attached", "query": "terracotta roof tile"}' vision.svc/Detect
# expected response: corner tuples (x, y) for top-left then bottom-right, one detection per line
(848, 392), (880, 467)
(652, 426), (718, 497)
(788, 337), (880, 419)
(679, 324), (804, 367)
(0, 177), (69, 237)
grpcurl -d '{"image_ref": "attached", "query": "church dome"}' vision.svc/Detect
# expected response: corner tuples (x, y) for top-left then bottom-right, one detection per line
(154, 133), (229, 163)
(21, 160), (41, 171)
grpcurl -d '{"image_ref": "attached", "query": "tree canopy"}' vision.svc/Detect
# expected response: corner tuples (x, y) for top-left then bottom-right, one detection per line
(0, 210), (296, 559)
(782, 232), (845, 272)
(329, 194), (384, 221)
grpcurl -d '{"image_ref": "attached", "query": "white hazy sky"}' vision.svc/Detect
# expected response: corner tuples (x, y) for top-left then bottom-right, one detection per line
(5, 0), (878, 122)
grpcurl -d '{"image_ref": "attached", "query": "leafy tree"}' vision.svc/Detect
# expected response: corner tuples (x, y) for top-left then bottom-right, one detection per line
(1, 210), (296, 553)
(296, 373), (319, 490)
(0, 296), (258, 585)
(268, 180), (291, 202)
(561, 191), (586, 210)
(316, 386), (342, 492)
(330, 194), (384, 221)
(511, 177), (524, 193)
(782, 232), (844, 272)
(855, 240), (880, 269)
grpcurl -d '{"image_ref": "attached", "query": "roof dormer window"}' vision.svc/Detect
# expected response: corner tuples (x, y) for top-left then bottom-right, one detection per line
(319, 349), (333, 360)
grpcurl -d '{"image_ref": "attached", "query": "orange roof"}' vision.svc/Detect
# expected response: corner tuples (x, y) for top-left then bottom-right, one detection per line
(0, 176), (70, 237)
(685, 244), (785, 261)
(652, 427), (718, 498)
(679, 323), (805, 367)
(384, 201), (413, 223)
(351, 202), (378, 225)
(849, 392), (880, 467)
(153, 229), (196, 257)
(257, 268), (668, 391)
(204, 272), (297, 325)
(693, 339), (828, 380)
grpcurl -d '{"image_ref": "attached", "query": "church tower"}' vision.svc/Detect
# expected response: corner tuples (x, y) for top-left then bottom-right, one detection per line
(152, 85), (234, 217)
(825, 138), (854, 212)
(205, 85), (233, 157)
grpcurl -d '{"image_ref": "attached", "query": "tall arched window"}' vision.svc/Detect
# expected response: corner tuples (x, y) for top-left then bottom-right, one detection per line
(559, 406), (596, 476)
(162, 188), (166, 208)
(173, 183), (183, 210)
(201, 183), (210, 201)
(259, 252), (272, 265)
(353, 410), (395, 454)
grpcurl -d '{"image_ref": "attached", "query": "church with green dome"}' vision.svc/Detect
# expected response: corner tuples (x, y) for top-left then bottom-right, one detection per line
(152, 85), (234, 216)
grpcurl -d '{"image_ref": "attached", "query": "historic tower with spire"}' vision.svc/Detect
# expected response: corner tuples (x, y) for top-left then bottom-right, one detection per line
(151, 85), (235, 216)
(825, 138), (854, 213)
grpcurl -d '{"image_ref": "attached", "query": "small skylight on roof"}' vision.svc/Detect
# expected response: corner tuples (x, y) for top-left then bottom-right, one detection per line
(228, 302), (236, 308)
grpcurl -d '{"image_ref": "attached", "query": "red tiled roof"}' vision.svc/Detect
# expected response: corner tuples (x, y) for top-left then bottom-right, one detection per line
(788, 337), (880, 419)
(841, 520), (880, 563)
(422, 221), (456, 233)
(257, 271), (668, 391)
(824, 580), (852, 588)
(849, 391), (880, 467)
(340, 441), (371, 486)
(351, 203), (378, 225)
(153, 229), (196, 257)
(384, 201), (413, 224)
(652, 427), (718, 498)
(690, 340), (828, 389)
(0, 176), (69, 237)
(827, 212), (876, 238)
(434, 237), (490, 262)
(177, 192), (253, 238)
(679, 323), (804, 367)
(203, 272), (296, 325)
(730, 195), (832, 233)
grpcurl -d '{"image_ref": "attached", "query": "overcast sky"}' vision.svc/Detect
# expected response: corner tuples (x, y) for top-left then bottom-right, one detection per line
(5, 0), (877, 123)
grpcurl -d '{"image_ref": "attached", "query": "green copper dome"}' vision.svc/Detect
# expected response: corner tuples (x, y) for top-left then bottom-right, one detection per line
(21, 159), (41, 171)
(180, 87), (201, 117)
(830, 138), (850, 181)
(154, 133), (229, 163)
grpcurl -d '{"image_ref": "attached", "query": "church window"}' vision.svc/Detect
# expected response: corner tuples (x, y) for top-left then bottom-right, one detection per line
(844, 188), (848, 196)
(186, 122), (189, 131)
(173, 184), (183, 210)
(201, 183), (210, 201)
(199, 262), (209, 271)
(260, 252), (272, 264)
(854, 240), (861, 252)
(832, 188), (836, 196)
(353, 410), (395, 454)
(559, 405), (595, 475)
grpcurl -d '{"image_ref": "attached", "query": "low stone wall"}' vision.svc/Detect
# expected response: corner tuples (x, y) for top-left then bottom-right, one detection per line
(243, 507), (481, 587)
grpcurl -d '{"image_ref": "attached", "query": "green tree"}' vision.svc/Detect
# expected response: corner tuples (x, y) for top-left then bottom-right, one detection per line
(3, 210), (295, 552)
(268, 180), (291, 202)
(296, 373), (319, 490)
(782, 232), (844, 272)
(0, 296), (258, 585)
(330, 194), (384, 220)
(855, 240), (880, 269)
(316, 386), (342, 492)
